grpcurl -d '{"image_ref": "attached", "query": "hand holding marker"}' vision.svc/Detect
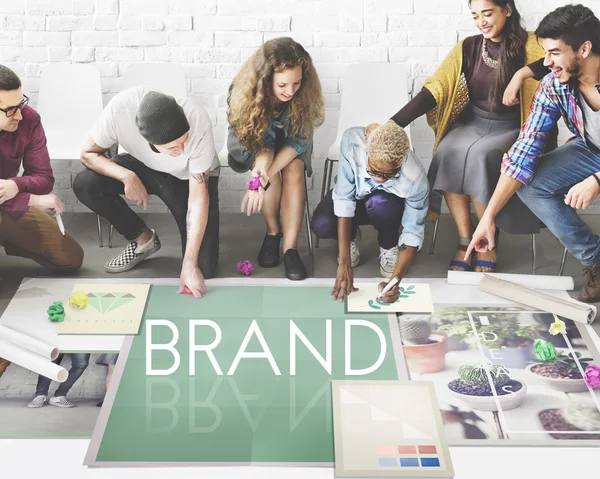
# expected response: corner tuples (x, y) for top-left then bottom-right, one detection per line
(378, 276), (399, 298)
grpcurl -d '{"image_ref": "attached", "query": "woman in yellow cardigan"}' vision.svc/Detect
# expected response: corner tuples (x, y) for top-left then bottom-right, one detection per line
(371, 0), (556, 272)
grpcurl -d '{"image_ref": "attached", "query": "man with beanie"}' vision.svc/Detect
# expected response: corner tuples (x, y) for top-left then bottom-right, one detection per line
(74, 86), (220, 297)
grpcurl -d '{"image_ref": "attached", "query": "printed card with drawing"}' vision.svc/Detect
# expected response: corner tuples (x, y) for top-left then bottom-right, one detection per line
(346, 283), (434, 313)
(57, 284), (151, 335)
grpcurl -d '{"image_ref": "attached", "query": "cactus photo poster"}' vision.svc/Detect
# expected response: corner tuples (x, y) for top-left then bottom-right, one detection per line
(398, 306), (600, 446)
(346, 283), (434, 314)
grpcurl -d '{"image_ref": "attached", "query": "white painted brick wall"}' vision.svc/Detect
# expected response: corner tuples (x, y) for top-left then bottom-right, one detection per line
(0, 0), (597, 213)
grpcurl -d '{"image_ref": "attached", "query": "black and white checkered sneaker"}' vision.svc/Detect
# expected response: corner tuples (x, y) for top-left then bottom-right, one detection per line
(104, 229), (161, 273)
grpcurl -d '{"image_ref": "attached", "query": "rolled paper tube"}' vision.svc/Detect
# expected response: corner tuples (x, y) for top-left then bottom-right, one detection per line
(69, 290), (89, 309)
(0, 339), (67, 383)
(479, 274), (596, 324)
(0, 325), (59, 361)
(448, 270), (574, 291)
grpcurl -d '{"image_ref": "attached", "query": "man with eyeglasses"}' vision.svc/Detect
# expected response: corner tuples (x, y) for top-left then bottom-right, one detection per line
(0, 66), (83, 271)
(0, 64), (84, 379)
(73, 87), (220, 298)
(311, 122), (429, 302)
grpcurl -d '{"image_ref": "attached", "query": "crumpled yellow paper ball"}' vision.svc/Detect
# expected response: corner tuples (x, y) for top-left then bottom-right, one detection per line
(548, 318), (566, 336)
(69, 290), (89, 309)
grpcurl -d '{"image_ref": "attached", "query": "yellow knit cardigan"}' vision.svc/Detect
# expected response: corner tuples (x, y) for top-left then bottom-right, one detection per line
(423, 32), (556, 154)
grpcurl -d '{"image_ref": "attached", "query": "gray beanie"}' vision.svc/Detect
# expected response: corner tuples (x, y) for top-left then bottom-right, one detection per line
(136, 91), (190, 145)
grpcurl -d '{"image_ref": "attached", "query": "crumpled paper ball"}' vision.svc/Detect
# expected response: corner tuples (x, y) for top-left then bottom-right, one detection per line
(584, 365), (600, 388)
(69, 290), (88, 309)
(47, 301), (65, 322)
(237, 260), (253, 276)
(534, 339), (557, 361)
(248, 176), (262, 191)
(548, 318), (566, 336)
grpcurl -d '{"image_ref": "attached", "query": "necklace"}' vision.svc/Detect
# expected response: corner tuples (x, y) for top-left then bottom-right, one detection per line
(481, 40), (498, 70)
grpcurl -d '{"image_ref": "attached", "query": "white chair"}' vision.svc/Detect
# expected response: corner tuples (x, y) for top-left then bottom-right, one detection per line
(317, 63), (412, 247)
(123, 63), (187, 98)
(37, 64), (105, 245)
(218, 126), (314, 256)
(101, 63), (189, 247)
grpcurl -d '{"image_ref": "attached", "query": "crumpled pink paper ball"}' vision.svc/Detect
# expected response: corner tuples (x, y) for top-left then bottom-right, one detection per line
(584, 364), (600, 388)
(237, 260), (254, 276)
(248, 176), (262, 191)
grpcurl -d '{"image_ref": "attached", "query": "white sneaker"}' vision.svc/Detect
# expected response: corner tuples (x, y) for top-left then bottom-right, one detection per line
(338, 227), (361, 268)
(28, 395), (47, 408)
(104, 229), (161, 273)
(49, 396), (75, 408)
(379, 246), (399, 279)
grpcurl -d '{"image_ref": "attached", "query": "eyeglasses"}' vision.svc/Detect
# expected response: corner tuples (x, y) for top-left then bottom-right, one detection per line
(0, 94), (29, 118)
(366, 166), (401, 181)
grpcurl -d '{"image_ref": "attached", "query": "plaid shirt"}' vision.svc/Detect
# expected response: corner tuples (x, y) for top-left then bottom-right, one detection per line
(501, 73), (600, 185)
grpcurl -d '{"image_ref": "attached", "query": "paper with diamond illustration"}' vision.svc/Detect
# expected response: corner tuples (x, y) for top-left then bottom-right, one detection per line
(346, 283), (434, 314)
(57, 284), (150, 335)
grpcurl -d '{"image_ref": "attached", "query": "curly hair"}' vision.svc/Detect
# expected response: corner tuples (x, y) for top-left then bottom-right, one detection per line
(227, 37), (325, 153)
(367, 122), (410, 168)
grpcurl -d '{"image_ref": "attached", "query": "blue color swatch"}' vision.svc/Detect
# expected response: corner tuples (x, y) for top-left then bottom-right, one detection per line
(378, 458), (397, 467)
(421, 457), (441, 467)
(400, 458), (420, 467)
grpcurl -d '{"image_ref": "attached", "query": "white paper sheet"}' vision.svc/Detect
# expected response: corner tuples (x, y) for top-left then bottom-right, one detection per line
(447, 271), (575, 291)
(346, 283), (434, 313)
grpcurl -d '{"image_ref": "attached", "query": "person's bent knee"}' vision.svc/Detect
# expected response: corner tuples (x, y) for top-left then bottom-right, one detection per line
(48, 238), (84, 273)
(311, 213), (336, 239)
(283, 158), (306, 181)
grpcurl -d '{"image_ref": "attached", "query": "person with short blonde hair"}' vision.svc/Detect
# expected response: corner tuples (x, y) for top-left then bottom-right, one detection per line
(311, 122), (429, 302)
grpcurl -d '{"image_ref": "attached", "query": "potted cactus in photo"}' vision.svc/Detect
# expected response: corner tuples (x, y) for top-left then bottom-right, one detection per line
(478, 320), (537, 369)
(539, 398), (600, 440)
(448, 362), (527, 412)
(526, 340), (592, 393)
(398, 316), (447, 374)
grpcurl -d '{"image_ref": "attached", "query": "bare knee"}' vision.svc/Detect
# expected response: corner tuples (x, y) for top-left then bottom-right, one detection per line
(282, 159), (305, 183)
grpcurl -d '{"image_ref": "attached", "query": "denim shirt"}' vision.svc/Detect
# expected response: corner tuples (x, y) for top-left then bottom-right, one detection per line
(227, 104), (311, 172)
(333, 127), (430, 250)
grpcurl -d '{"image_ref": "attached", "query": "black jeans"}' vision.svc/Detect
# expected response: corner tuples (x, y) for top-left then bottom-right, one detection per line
(35, 353), (90, 397)
(73, 154), (220, 278)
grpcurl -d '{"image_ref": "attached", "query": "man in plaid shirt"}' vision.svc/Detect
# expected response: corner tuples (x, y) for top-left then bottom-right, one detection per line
(467, 4), (600, 302)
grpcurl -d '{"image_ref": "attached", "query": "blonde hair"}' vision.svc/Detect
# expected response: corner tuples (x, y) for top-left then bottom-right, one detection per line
(367, 122), (410, 167)
(227, 37), (325, 153)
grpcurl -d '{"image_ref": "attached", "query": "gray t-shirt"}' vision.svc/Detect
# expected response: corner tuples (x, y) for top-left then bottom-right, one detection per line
(578, 90), (600, 150)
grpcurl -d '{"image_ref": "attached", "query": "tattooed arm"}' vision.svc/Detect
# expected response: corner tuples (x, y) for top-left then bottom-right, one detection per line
(181, 169), (210, 285)
(81, 136), (150, 209)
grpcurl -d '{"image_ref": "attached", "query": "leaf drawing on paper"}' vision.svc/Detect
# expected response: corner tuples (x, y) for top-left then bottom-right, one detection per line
(367, 285), (416, 309)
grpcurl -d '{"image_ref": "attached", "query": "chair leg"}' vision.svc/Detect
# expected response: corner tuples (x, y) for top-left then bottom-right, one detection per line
(429, 219), (439, 254)
(316, 158), (332, 249)
(96, 214), (103, 247)
(532, 234), (537, 272)
(304, 171), (313, 256)
(559, 247), (568, 276)
(108, 224), (114, 248)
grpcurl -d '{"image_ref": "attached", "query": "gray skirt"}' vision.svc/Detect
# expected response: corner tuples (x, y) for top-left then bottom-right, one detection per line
(428, 105), (541, 234)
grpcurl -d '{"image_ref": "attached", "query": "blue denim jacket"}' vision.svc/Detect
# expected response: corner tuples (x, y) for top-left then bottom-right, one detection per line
(333, 127), (430, 250)
(227, 106), (311, 173)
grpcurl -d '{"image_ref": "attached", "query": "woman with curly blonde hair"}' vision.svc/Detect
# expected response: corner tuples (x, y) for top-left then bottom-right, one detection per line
(227, 37), (324, 280)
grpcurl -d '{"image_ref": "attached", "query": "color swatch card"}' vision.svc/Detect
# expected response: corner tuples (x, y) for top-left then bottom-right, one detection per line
(346, 283), (434, 314)
(57, 284), (150, 335)
(332, 380), (453, 478)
